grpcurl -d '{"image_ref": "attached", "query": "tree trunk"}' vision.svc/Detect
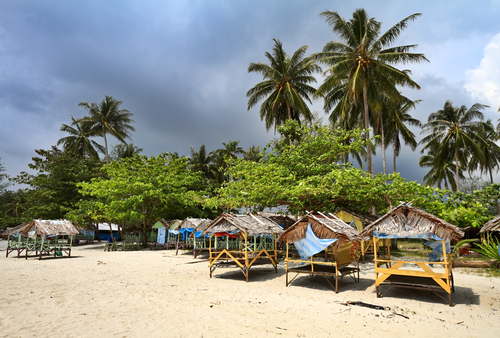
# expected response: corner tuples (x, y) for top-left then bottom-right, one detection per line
(103, 128), (109, 164)
(380, 115), (387, 177)
(393, 131), (397, 173)
(455, 147), (460, 192)
(362, 76), (373, 175)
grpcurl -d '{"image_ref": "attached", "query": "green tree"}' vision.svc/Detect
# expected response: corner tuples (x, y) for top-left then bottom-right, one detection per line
(0, 158), (8, 191)
(57, 116), (105, 159)
(78, 95), (135, 164)
(315, 9), (428, 175)
(243, 145), (264, 162)
(77, 153), (209, 246)
(420, 100), (488, 191)
(11, 147), (105, 220)
(188, 144), (214, 178)
(247, 39), (321, 131)
(419, 140), (461, 191)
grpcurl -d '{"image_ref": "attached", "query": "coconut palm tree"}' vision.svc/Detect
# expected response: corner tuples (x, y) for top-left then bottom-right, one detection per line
(243, 145), (264, 162)
(314, 9), (428, 175)
(57, 116), (105, 159)
(420, 100), (488, 191)
(382, 95), (421, 173)
(247, 39), (321, 131)
(111, 143), (143, 161)
(78, 95), (135, 164)
(419, 140), (461, 191)
(188, 144), (214, 178)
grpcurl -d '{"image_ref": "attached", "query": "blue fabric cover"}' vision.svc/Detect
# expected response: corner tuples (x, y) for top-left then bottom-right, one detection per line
(293, 223), (337, 260)
(374, 231), (442, 240)
(179, 228), (194, 240)
(424, 240), (450, 262)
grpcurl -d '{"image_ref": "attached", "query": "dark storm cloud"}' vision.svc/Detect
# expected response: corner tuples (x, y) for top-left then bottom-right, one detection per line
(1, 0), (500, 188)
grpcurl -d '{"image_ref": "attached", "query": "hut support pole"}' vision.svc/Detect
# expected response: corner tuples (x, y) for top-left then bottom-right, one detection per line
(286, 243), (289, 285)
(244, 231), (249, 282)
(374, 236), (379, 297)
(386, 239), (391, 268)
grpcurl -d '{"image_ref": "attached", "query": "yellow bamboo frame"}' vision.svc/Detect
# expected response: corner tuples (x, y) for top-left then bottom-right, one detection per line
(373, 237), (454, 306)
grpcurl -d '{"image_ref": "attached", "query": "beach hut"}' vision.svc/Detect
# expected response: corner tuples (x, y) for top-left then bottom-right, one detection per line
(334, 209), (379, 261)
(152, 219), (169, 248)
(266, 214), (297, 230)
(97, 223), (121, 241)
(21, 219), (79, 259)
(278, 212), (366, 293)
(175, 218), (211, 255)
(360, 202), (464, 306)
(200, 213), (284, 282)
(5, 222), (29, 258)
(166, 220), (182, 249)
(184, 218), (213, 258)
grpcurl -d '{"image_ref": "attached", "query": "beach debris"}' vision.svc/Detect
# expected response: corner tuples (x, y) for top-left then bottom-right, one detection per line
(97, 261), (106, 265)
(343, 301), (390, 311)
(209, 301), (221, 308)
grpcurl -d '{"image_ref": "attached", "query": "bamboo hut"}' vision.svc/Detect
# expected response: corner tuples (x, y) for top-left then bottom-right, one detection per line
(360, 202), (464, 306)
(334, 209), (379, 261)
(184, 218), (213, 258)
(200, 213), (283, 282)
(166, 220), (182, 249)
(5, 222), (29, 258)
(21, 219), (79, 260)
(152, 219), (169, 249)
(479, 215), (500, 235)
(266, 215), (296, 230)
(278, 212), (367, 293)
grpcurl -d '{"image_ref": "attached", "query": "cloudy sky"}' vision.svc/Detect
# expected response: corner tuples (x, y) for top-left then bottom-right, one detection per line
(2, 0), (500, 188)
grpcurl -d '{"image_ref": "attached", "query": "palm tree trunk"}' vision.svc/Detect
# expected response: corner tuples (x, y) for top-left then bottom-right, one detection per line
(380, 115), (387, 177)
(286, 100), (292, 145)
(362, 76), (373, 175)
(455, 147), (460, 192)
(103, 129), (109, 164)
(393, 131), (397, 173)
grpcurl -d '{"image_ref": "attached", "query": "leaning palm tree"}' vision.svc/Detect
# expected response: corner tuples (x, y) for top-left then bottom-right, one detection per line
(78, 95), (135, 164)
(420, 100), (488, 191)
(314, 9), (428, 175)
(247, 39), (321, 131)
(57, 116), (105, 159)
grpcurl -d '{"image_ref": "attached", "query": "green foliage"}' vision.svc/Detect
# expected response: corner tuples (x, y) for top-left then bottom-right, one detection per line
(77, 153), (211, 246)
(10, 147), (105, 220)
(475, 234), (500, 262)
(209, 121), (435, 214)
(451, 239), (478, 259)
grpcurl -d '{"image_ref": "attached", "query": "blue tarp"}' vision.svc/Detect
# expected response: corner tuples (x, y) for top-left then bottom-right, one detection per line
(293, 223), (337, 261)
(179, 228), (194, 240)
(99, 233), (118, 241)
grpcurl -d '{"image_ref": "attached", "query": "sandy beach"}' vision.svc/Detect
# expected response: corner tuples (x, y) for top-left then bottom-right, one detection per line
(1, 241), (499, 338)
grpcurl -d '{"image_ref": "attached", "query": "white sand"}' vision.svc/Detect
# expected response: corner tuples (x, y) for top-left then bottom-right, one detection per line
(1, 242), (499, 338)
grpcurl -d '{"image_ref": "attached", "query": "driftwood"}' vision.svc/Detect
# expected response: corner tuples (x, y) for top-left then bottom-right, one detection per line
(452, 259), (498, 268)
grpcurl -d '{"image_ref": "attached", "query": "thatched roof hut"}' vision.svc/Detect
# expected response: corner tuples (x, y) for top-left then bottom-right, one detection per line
(479, 215), (500, 233)
(334, 210), (378, 232)
(266, 215), (296, 230)
(277, 212), (368, 249)
(201, 213), (284, 236)
(179, 218), (211, 231)
(21, 219), (79, 237)
(360, 203), (464, 240)
(4, 222), (29, 235)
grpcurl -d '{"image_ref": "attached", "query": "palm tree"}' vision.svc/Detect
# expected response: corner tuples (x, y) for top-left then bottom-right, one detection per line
(78, 95), (135, 164)
(57, 116), (105, 159)
(420, 100), (488, 191)
(315, 9), (428, 175)
(111, 143), (143, 160)
(419, 140), (461, 191)
(247, 39), (321, 131)
(188, 144), (214, 178)
(382, 95), (421, 173)
(243, 145), (264, 162)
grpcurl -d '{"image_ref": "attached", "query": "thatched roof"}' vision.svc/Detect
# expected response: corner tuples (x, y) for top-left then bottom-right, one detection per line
(360, 203), (464, 240)
(277, 212), (368, 249)
(200, 213), (284, 236)
(167, 220), (182, 230)
(179, 218), (212, 231)
(479, 215), (500, 233)
(335, 210), (378, 225)
(4, 222), (29, 235)
(266, 215), (296, 230)
(21, 219), (79, 236)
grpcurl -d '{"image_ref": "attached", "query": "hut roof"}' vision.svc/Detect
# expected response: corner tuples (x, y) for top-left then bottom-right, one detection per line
(168, 220), (182, 230)
(5, 222), (29, 235)
(360, 202), (464, 240)
(479, 215), (500, 233)
(21, 219), (79, 236)
(179, 218), (212, 231)
(335, 209), (378, 224)
(277, 212), (368, 248)
(266, 215), (296, 230)
(201, 213), (284, 236)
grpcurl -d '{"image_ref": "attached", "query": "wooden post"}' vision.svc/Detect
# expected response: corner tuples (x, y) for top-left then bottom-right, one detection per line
(244, 231), (249, 282)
